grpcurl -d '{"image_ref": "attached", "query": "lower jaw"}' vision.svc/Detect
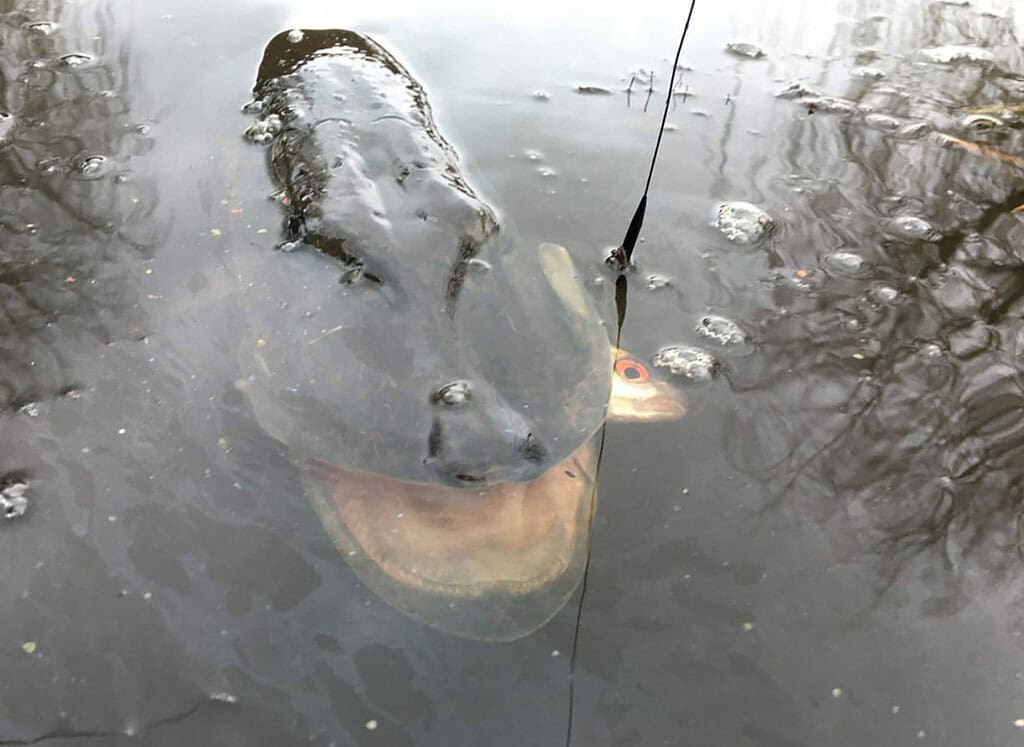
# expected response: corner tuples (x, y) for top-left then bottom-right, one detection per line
(299, 436), (600, 641)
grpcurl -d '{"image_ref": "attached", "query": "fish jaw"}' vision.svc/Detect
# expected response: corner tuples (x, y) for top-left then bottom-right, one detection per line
(299, 436), (600, 641)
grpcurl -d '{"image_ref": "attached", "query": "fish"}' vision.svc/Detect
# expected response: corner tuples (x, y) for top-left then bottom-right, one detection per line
(240, 29), (685, 639)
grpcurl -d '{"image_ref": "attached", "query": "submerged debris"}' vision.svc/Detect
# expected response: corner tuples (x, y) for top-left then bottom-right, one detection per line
(714, 201), (775, 244)
(575, 85), (612, 95)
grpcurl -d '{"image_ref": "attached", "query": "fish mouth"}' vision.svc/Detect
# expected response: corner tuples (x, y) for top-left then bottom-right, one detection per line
(299, 436), (600, 641)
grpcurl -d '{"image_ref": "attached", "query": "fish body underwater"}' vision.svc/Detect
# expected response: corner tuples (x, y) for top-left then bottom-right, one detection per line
(240, 29), (683, 640)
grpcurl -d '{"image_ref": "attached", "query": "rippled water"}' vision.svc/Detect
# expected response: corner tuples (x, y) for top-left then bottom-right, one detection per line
(2, 0), (1024, 744)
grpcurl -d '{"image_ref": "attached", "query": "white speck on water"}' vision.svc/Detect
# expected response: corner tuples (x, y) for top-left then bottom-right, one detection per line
(117, 427), (126, 435)
(1014, 719), (1024, 728)
(916, 730), (926, 739)
(892, 705), (901, 714)
(551, 649), (560, 657)
(365, 720), (378, 731)
(832, 688), (843, 698)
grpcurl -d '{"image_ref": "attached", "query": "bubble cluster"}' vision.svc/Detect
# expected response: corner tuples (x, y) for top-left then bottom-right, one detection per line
(696, 315), (746, 346)
(653, 345), (717, 382)
(0, 480), (28, 520)
(244, 114), (282, 144)
(714, 201), (775, 244)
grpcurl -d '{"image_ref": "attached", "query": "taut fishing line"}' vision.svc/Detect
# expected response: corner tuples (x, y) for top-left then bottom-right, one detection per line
(564, 3), (697, 745)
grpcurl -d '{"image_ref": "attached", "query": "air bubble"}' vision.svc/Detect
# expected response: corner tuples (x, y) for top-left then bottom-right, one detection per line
(851, 66), (886, 79)
(646, 275), (672, 291)
(72, 154), (110, 179)
(887, 214), (940, 242)
(961, 114), (1002, 131)
(824, 250), (868, 277)
(58, 53), (94, 68)
(242, 99), (265, 115)
(725, 41), (765, 59)
(23, 21), (57, 35)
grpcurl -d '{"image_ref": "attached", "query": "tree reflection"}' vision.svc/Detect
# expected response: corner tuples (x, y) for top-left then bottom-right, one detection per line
(0, 0), (159, 412)
(724, 1), (1024, 591)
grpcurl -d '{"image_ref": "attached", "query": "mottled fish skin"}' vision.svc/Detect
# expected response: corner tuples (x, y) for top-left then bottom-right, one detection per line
(242, 30), (611, 487)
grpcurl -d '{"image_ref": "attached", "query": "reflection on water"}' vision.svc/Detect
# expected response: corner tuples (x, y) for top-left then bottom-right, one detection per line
(0, 0), (159, 485)
(723, 0), (1024, 592)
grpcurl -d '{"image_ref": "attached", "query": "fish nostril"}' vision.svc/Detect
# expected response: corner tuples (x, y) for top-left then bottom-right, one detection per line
(426, 418), (444, 460)
(518, 432), (547, 464)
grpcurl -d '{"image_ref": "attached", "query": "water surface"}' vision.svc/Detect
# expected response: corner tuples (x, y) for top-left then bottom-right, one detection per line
(2, 0), (1024, 744)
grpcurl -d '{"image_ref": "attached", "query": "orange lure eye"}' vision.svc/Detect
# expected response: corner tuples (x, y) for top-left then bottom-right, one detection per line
(614, 357), (650, 383)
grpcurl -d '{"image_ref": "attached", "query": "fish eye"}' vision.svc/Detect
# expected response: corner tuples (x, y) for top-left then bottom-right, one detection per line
(614, 357), (650, 383)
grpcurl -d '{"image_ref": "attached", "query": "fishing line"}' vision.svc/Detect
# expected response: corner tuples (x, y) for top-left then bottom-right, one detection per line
(612, 0), (698, 268)
(565, 4), (697, 745)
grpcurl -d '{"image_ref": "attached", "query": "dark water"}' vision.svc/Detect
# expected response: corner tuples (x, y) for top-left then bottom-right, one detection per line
(3, 0), (1024, 744)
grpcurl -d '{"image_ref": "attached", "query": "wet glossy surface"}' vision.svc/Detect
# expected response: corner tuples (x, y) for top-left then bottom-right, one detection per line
(3, 0), (1024, 744)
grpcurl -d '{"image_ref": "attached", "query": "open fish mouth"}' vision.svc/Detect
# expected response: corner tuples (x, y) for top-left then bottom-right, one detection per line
(297, 352), (686, 641)
(301, 436), (600, 641)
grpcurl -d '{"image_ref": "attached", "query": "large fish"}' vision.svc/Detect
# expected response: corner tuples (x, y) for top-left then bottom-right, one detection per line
(241, 29), (684, 639)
